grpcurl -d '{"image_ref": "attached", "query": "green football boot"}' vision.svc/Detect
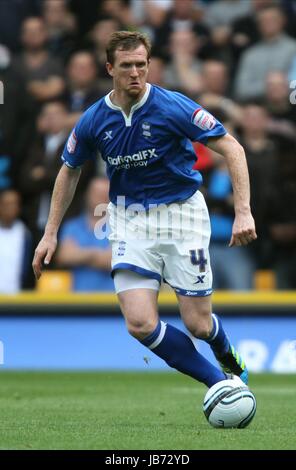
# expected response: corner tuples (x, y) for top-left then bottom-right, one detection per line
(217, 345), (248, 385)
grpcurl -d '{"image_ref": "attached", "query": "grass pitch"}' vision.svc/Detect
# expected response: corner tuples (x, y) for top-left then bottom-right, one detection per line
(0, 371), (295, 450)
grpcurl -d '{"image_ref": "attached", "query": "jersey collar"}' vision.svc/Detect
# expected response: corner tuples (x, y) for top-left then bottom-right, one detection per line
(104, 83), (151, 127)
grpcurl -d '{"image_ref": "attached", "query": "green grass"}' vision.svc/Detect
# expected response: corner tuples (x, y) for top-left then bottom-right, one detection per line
(0, 371), (295, 450)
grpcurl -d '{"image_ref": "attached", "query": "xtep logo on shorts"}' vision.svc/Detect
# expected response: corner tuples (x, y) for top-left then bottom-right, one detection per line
(107, 148), (158, 170)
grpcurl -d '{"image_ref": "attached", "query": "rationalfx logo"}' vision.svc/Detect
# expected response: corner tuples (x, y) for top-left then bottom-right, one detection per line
(0, 81), (3, 104)
(0, 340), (4, 364)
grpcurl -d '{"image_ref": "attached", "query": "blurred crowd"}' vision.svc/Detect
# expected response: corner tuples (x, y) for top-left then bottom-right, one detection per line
(0, 0), (296, 293)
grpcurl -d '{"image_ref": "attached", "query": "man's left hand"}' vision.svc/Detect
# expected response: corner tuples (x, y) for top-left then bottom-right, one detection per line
(229, 212), (257, 247)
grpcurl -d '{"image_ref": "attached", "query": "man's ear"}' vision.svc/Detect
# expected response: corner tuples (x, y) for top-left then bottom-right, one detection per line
(106, 62), (114, 77)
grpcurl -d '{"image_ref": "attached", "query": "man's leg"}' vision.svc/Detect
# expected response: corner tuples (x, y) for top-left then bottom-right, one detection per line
(177, 294), (248, 384)
(115, 273), (226, 387)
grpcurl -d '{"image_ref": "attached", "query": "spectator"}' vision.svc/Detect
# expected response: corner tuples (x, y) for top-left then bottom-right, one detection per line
(267, 149), (296, 289)
(204, 0), (252, 29)
(264, 71), (296, 140)
(231, 0), (276, 63)
(69, 0), (100, 38)
(130, 0), (173, 35)
(0, 0), (40, 53)
(238, 103), (278, 267)
(199, 61), (243, 125)
(204, 120), (255, 290)
(9, 16), (65, 162)
(100, 0), (134, 28)
(147, 56), (166, 87)
(201, 59), (230, 96)
(0, 43), (37, 187)
(19, 101), (95, 240)
(199, 24), (234, 69)
(0, 46), (17, 188)
(235, 5), (296, 100)
(56, 177), (114, 292)
(10, 16), (65, 105)
(153, 0), (209, 61)
(202, 0), (252, 69)
(42, 0), (77, 62)
(164, 29), (203, 96)
(89, 17), (120, 94)
(63, 51), (105, 129)
(0, 189), (32, 293)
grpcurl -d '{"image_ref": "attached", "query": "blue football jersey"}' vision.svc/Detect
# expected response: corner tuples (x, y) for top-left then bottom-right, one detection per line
(62, 84), (226, 208)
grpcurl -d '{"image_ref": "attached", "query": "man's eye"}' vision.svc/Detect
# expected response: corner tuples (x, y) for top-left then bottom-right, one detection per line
(121, 63), (146, 69)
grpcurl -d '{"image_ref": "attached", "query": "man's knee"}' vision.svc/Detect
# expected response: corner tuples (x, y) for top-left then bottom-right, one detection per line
(187, 321), (212, 339)
(184, 305), (213, 339)
(126, 318), (158, 341)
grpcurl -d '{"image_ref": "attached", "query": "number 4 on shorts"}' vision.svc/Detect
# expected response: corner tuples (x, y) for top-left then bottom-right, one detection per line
(189, 249), (207, 272)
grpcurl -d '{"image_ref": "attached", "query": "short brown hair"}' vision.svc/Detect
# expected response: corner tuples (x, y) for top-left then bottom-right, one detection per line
(106, 30), (151, 65)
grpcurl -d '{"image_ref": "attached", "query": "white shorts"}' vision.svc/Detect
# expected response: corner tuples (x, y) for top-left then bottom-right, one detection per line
(114, 269), (160, 293)
(108, 191), (213, 297)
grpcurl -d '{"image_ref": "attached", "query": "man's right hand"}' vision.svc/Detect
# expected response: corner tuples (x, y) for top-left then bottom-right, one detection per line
(32, 235), (57, 280)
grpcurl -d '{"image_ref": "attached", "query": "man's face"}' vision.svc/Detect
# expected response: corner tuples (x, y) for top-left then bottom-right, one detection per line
(106, 45), (149, 98)
(242, 105), (268, 133)
(37, 103), (67, 134)
(68, 53), (97, 87)
(21, 18), (47, 50)
(266, 72), (288, 101)
(257, 8), (284, 39)
(0, 191), (20, 226)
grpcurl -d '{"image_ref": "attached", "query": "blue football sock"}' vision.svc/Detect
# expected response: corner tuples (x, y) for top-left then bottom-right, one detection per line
(206, 313), (230, 357)
(140, 321), (226, 387)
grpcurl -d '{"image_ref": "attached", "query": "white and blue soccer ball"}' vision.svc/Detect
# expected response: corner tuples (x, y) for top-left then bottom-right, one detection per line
(203, 377), (256, 428)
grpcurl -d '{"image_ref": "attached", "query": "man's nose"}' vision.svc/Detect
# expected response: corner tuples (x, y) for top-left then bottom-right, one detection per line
(130, 65), (139, 76)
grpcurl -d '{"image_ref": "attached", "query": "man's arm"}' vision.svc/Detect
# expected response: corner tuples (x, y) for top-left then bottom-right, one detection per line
(206, 133), (257, 247)
(32, 164), (81, 279)
(56, 240), (112, 271)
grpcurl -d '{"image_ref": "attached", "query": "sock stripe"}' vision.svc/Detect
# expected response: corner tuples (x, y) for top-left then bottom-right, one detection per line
(141, 321), (161, 347)
(148, 321), (167, 350)
(140, 321), (225, 387)
(208, 313), (219, 342)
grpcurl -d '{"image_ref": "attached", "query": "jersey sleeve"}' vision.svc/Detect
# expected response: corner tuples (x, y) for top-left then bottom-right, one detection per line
(165, 92), (227, 144)
(61, 108), (96, 169)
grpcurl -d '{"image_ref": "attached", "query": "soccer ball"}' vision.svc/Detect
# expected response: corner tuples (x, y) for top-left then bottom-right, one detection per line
(203, 377), (256, 428)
